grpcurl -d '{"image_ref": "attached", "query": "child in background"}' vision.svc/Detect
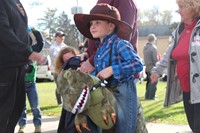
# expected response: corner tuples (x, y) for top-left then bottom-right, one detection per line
(55, 46), (99, 133)
(18, 27), (44, 133)
(54, 46), (77, 73)
(74, 3), (143, 133)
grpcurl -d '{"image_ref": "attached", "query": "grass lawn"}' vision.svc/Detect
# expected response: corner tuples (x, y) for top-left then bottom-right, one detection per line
(137, 81), (187, 124)
(26, 81), (187, 124)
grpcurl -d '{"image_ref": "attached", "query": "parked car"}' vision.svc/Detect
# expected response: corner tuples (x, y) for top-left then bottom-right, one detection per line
(36, 55), (54, 82)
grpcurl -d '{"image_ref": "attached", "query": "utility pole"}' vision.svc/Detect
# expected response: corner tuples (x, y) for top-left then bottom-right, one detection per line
(71, 0), (83, 44)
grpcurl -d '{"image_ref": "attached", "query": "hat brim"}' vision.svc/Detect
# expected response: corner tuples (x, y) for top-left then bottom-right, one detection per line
(56, 34), (65, 37)
(74, 14), (133, 40)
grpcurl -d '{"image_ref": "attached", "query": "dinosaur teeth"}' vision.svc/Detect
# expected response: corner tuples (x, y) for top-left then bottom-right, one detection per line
(71, 86), (89, 114)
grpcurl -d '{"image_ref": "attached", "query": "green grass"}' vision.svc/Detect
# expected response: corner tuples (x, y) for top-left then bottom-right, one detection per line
(26, 81), (187, 124)
(137, 81), (187, 124)
(27, 82), (62, 116)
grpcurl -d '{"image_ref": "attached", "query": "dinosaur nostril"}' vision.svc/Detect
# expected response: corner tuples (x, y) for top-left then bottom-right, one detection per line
(64, 70), (72, 78)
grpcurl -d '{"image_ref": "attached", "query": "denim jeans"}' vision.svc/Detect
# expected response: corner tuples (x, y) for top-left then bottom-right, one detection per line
(18, 82), (42, 127)
(103, 80), (138, 133)
(145, 72), (158, 99)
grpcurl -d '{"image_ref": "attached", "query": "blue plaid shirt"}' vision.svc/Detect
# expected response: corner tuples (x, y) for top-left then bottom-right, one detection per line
(92, 33), (143, 84)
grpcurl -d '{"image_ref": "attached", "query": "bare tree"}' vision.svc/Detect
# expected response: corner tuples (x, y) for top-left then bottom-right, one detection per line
(37, 8), (58, 40)
(36, 9), (79, 48)
(138, 7), (173, 26)
(29, 1), (43, 7)
(160, 10), (173, 25)
(56, 12), (79, 48)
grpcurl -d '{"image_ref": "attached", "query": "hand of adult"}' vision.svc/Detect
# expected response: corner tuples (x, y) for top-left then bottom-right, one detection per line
(78, 52), (88, 62)
(28, 52), (47, 65)
(79, 59), (95, 73)
(150, 73), (160, 84)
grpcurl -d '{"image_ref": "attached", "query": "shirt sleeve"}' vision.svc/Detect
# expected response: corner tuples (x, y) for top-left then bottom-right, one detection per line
(112, 40), (143, 79)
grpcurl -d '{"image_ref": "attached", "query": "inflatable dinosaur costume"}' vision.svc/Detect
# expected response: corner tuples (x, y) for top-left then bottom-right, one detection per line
(57, 69), (117, 129)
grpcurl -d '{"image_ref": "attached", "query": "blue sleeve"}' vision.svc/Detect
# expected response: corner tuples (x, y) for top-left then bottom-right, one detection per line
(112, 40), (143, 79)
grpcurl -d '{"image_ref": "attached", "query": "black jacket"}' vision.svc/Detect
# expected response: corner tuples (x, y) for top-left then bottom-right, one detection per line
(0, 0), (32, 68)
(31, 29), (45, 53)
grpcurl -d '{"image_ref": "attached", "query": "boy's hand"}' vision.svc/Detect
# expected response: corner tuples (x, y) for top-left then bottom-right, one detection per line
(97, 66), (113, 80)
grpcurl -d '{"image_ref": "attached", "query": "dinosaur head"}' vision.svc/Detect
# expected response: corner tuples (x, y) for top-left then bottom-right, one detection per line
(57, 70), (117, 129)
(57, 70), (95, 114)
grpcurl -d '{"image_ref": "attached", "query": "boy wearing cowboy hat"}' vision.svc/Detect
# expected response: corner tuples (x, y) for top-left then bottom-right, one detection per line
(74, 3), (143, 133)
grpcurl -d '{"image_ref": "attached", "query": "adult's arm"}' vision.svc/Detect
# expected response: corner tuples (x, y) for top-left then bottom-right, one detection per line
(151, 31), (176, 83)
(0, 2), (32, 67)
(85, 39), (97, 66)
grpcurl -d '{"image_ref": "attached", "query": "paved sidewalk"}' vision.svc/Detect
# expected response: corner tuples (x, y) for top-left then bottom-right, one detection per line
(15, 116), (59, 133)
(14, 116), (192, 133)
(146, 123), (192, 133)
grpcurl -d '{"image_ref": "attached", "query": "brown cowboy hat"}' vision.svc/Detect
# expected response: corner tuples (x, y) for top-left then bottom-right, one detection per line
(74, 3), (133, 40)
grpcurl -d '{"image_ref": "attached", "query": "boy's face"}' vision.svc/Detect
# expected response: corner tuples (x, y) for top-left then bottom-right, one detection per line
(89, 20), (115, 41)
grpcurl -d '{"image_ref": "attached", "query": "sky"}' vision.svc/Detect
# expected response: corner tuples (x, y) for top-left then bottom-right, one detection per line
(20, 0), (180, 26)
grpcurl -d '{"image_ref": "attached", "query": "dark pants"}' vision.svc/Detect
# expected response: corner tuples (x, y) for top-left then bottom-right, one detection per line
(183, 92), (200, 133)
(53, 73), (62, 105)
(0, 66), (26, 133)
(145, 72), (158, 99)
(57, 108), (100, 133)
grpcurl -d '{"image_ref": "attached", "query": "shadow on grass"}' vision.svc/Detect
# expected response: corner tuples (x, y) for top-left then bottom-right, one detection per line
(138, 96), (185, 123)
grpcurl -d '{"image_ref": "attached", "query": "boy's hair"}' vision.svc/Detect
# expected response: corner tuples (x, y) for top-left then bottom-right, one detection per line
(74, 3), (132, 40)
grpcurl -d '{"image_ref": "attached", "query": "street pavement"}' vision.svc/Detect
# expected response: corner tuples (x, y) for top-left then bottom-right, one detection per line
(14, 116), (192, 133)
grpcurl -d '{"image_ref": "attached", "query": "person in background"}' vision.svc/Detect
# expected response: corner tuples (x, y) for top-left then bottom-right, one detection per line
(143, 34), (158, 100)
(79, 0), (138, 74)
(18, 27), (44, 133)
(49, 31), (66, 106)
(150, 0), (200, 132)
(0, 1), (46, 132)
(55, 46), (99, 133)
(74, 3), (143, 133)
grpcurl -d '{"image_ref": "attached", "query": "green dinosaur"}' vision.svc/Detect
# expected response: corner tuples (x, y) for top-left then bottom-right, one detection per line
(57, 69), (117, 131)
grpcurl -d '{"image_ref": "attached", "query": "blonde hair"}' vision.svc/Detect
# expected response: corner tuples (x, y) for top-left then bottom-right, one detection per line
(176, 0), (200, 18)
(55, 46), (77, 73)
